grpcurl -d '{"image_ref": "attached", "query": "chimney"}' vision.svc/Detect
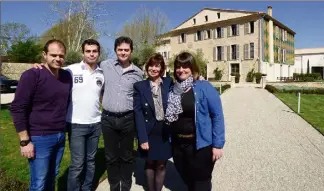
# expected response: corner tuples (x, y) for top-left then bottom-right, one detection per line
(267, 6), (272, 16)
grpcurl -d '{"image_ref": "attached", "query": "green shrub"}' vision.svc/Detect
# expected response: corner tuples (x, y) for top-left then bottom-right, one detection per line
(215, 84), (231, 94)
(246, 69), (255, 82)
(265, 84), (324, 95)
(254, 72), (262, 84)
(213, 67), (223, 81)
(265, 85), (278, 93)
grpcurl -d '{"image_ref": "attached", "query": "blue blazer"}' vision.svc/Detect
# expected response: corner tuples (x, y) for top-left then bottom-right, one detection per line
(133, 77), (173, 144)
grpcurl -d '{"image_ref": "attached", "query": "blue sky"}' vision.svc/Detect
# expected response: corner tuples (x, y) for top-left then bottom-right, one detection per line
(2, 1), (324, 54)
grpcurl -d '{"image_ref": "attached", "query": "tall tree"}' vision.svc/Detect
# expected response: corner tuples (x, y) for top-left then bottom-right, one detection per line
(118, 5), (169, 48)
(7, 39), (42, 63)
(40, 0), (112, 52)
(0, 22), (32, 55)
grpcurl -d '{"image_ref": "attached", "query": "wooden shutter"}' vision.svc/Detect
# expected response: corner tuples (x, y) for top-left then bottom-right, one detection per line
(213, 29), (217, 39)
(237, 24), (240, 36)
(244, 23), (249, 35)
(227, 46), (230, 60)
(236, 44), (240, 60)
(213, 47), (216, 61)
(227, 26), (231, 37)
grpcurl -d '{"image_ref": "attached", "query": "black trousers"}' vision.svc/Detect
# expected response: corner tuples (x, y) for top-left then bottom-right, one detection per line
(172, 139), (215, 191)
(101, 111), (136, 191)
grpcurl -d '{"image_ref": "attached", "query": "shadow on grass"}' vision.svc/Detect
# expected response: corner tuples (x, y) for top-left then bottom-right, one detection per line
(57, 148), (106, 191)
(0, 103), (11, 110)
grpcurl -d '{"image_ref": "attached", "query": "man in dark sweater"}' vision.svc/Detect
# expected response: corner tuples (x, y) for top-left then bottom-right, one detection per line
(10, 39), (72, 191)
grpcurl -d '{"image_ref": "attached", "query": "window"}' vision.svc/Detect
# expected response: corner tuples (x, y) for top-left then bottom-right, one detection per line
(205, 30), (211, 39)
(250, 21), (254, 33)
(231, 45), (238, 60)
(231, 63), (240, 74)
(217, 27), (222, 38)
(193, 18), (196, 25)
(217, 46), (222, 60)
(217, 13), (220, 19)
(196, 30), (202, 41)
(231, 24), (239, 36)
(205, 15), (208, 22)
(179, 33), (186, 43)
(250, 43), (254, 59)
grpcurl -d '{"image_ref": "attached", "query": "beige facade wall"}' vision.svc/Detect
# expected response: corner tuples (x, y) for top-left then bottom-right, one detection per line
(1, 62), (33, 80)
(176, 9), (251, 30)
(169, 19), (261, 82)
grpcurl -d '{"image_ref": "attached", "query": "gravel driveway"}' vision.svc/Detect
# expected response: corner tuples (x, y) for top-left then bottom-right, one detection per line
(95, 87), (324, 191)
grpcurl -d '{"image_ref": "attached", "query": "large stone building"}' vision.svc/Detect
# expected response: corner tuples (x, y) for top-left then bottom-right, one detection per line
(156, 6), (296, 82)
(294, 48), (324, 79)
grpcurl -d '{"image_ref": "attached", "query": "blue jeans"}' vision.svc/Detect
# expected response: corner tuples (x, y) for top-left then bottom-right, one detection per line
(67, 122), (101, 191)
(28, 132), (66, 191)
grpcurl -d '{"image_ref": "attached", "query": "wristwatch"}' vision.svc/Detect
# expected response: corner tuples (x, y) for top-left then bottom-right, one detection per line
(20, 139), (31, 147)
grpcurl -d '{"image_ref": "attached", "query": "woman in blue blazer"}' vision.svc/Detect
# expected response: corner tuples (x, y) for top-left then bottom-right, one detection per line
(133, 53), (173, 191)
(165, 52), (225, 191)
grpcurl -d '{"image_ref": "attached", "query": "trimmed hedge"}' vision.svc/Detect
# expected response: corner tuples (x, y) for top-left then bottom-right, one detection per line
(292, 73), (322, 82)
(265, 85), (324, 95)
(215, 84), (231, 94)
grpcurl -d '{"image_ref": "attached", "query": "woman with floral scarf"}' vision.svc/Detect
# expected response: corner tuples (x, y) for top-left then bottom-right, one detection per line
(165, 51), (226, 191)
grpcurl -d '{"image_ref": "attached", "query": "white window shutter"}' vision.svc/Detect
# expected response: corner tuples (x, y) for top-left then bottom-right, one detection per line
(194, 33), (197, 41)
(237, 25), (240, 36)
(178, 35), (181, 44)
(221, 27), (225, 38)
(227, 46), (230, 60)
(244, 44), (248, 59)
(236, 44), (240, 59)
(221, 46), (224, 61)
(213, 47), (216, 61)
(227, 26), (231, 37)
(244, 23), (249, 35)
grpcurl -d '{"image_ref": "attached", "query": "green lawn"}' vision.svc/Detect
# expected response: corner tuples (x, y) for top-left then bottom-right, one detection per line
(0, 105), (107, 191)
(275, 93), (324, 135)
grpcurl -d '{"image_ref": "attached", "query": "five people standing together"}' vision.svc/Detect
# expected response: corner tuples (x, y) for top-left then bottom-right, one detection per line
(10, 36), (225, 191)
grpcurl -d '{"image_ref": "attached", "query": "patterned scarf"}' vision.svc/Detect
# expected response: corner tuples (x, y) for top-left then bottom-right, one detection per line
(165, 76), (194, 123)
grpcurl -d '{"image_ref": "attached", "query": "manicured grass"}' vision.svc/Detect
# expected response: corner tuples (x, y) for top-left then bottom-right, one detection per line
(0, 105), (107, 191)
(275, 93), (324, 135)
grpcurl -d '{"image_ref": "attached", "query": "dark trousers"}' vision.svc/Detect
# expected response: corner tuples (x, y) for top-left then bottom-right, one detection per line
(67, 122), (102, 191)
(172, 141), (215, 191)
(101, 111), (136, 191)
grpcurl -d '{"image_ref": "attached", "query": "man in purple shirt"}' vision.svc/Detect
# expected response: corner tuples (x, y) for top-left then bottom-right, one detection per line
(10, 39), (72, 191)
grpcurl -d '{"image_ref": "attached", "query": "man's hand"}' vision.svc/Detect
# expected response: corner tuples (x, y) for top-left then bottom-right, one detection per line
(140, 142), (149, 150)
(32, 63), (44, 69)
(212, 148), (223, 162)
(20, 142), (35, 159)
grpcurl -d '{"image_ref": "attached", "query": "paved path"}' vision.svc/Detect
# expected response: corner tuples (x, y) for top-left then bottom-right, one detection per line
(96, 87), (324, 191)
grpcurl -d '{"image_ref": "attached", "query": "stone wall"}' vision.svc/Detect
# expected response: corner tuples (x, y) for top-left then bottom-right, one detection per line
(1, 62), (33, 80)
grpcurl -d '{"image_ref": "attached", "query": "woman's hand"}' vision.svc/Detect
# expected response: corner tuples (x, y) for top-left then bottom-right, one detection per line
(141, 142), (149, 150)
(212, 147), (223, 161)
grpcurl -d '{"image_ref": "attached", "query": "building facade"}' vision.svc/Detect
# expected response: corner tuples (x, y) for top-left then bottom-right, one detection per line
(156, 6), (296, 82)
(294, 48), (324, 79)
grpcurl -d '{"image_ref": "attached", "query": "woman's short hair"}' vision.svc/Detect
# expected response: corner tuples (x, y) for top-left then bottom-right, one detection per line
(173, 51), (200, 80)
(145, 53), (166, 77)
